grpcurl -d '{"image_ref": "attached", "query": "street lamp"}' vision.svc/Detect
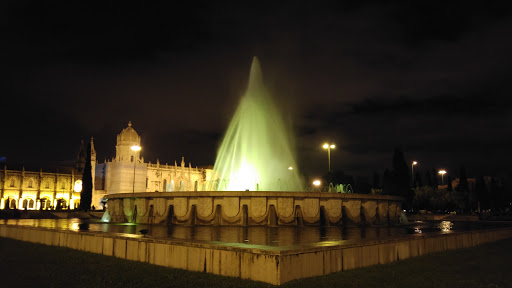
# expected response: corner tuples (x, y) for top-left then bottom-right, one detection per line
(131, 145), (141, 193)
(322, 143), (335, 172)
(438, 170), (446, 185)
(412, 161), (417, 176)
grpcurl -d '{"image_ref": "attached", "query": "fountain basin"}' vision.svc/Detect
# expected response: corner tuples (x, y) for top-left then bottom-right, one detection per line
(104, 191), (403, 226)
(1, 223), (511, 285)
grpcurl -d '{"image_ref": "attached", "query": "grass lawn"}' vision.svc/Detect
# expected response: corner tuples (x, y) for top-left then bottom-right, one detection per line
(0, 236), (511, 288)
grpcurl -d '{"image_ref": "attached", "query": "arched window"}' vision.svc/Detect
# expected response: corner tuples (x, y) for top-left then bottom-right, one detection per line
(23, 199), (28, 209)
(61, 182), (65, 189)
(10, 179), (15, 187)
(45, 182), (50, 189)
(170, 180), (174, 192)
(180, 181), (184, 191)
(163, 179), (167, 192)
(28, 180), (33, 188)
(194, 181), (198, 191)
(41, 198), (51, 210)
(28, 199), (35, 209)
(131, 156), (134, 162)
(10, 199), (16, 209)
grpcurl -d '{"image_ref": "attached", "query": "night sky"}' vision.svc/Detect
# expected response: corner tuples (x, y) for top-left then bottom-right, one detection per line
(1, 2), (511, 182)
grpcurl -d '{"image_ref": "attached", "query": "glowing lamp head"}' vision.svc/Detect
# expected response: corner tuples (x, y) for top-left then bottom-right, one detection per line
(288, 166), (293, 170)
(438, 170), (446, 175)
(131, 145), (141, 151)
(74, 180), (83, 192)
(413, 161), (417, 165)
(323, 143), (335, 149)
(313, 180), (321, 186)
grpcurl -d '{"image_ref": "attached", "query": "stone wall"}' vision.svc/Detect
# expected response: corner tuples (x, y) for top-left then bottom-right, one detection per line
(104, 192), (403, 226)
(1, 224), (511, 285)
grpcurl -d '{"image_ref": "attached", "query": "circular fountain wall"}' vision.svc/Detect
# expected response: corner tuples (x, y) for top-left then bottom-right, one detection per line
(105, 191), (403, 226)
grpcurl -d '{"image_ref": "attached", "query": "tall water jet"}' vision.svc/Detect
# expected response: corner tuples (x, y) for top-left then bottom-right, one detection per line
(212, 57), (303, 191)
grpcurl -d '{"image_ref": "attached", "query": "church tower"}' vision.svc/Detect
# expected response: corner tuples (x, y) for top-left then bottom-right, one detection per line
(99, 121), (147, 194)
(115, 121), (142, 163)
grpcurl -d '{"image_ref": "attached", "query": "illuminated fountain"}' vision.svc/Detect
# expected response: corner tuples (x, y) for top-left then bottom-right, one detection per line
(212, 57), (303, 191)
(103, 57), (403, 227)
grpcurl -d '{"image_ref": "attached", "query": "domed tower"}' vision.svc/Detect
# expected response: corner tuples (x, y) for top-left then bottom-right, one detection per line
(115, 121), (141, 163)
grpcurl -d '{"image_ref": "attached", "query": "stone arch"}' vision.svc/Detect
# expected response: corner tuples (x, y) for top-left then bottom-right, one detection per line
(40, 197), (51, 210)
(56, 198), (67, 210)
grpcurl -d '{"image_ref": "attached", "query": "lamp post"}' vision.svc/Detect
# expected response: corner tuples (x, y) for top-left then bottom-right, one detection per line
(131, 145), (141, 193)
(412, 161), (417, 176)
(438, 170), (446, 186)
(322, 143), (335, 172)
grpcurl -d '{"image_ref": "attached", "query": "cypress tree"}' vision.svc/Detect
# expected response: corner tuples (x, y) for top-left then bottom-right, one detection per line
(391, 148), (413, 208)
(80, 138), (93, 211)
(456, 166), (468, 193)
(425, 170), (432, 187)
(447, 176), (453, 191)
(431, 168), (438, 188)
(413, 170), (423, 187)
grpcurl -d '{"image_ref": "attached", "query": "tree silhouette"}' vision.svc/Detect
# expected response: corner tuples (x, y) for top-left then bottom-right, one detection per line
(455, 166), (469, 212)
(382, 148), (413, 208)
(431, 168), (438, 188)
(79, 139), (93, 211)
(425, 170), (432, 187)
(413, 170), (423, 187)
(447, 176), (453, 191)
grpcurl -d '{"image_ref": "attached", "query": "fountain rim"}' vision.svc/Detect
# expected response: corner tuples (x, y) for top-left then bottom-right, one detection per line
(104, 191), (403, 201)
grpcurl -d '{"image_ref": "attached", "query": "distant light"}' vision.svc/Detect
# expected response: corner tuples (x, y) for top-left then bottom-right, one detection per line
(288, 166), (293, 170)
(413, 161), (417, 165)
(131, 145), (141, 151)
(322, 143), (335, 149)
(438, 170), (446, 175)
(74, 180), (83, 192)
(313, 180), (321, 186)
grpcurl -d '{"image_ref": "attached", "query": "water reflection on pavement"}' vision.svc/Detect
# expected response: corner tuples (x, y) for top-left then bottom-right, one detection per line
(1, 219), (507, 248)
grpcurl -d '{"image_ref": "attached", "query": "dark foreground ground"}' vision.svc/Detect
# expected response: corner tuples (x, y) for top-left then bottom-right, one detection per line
(0, 236), (511, 288)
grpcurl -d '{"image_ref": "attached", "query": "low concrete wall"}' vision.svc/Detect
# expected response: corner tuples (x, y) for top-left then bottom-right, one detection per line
(105, 191), (403, 226)
(1, 224), (511, 285)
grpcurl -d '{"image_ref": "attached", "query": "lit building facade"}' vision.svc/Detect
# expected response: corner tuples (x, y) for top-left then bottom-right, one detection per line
(0, 166), (83, 210)
(92, 122), (214, 207)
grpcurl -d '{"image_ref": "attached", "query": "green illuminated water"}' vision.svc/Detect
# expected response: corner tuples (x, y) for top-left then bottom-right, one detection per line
(212, 57), (303, 191)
